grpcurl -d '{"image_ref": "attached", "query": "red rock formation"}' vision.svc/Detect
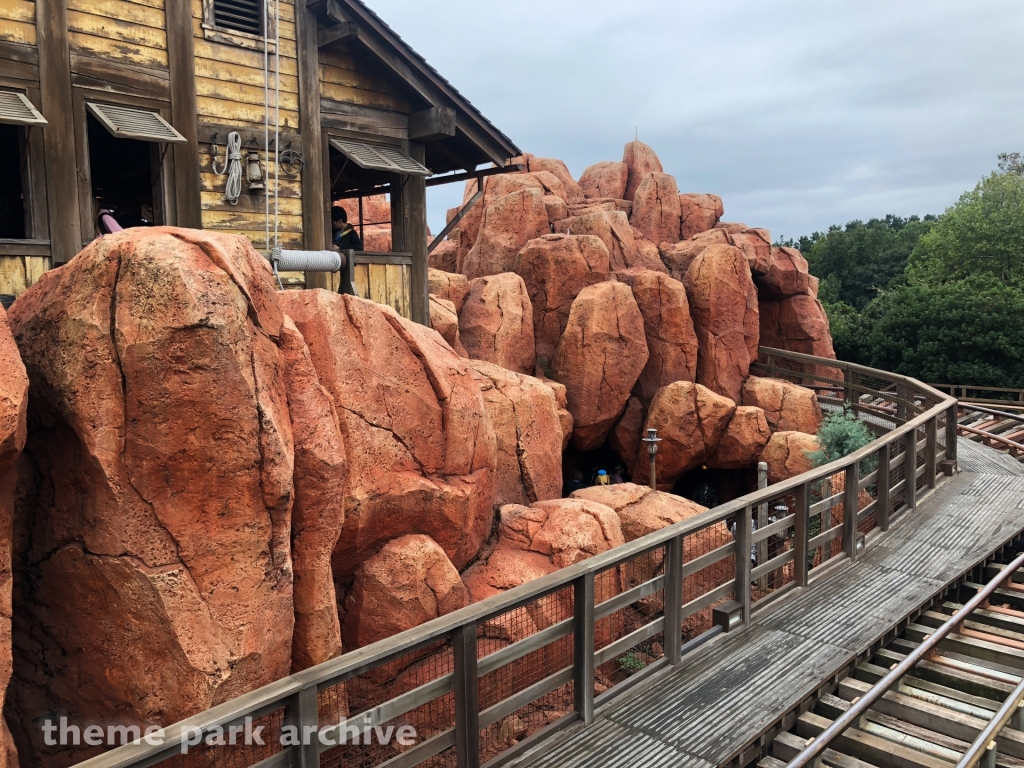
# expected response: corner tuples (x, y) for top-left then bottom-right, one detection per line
(633, 235), (669, 274)
(8, 229), (294, 766)
(640, 382), (736, 487)
(428, 240), (459, 272)
(279, 290), (496, 583)
(468, 360), (564, 506)
(558, 210), (645, 272)
(759, 296), (836, 360)
(428, 268), (470, 312)
(343, 535), (468, 651)
(730, 229), (774, 276)
(537, 377), (574, 450)
(457, 174), (547, 268)
(623, 140), (664, 201)
(684, 244), (760, 402)
(362, 224), (393, 253)
(429, 295), (468, 356)
(0, 306), (26, 768)
(515, 155), (586, 204)
(459, 272), (536, 375)
(514, 234), (611, 362)
(616, 270), (698, 404)
(551, 282), (649, 451)
(336, 194), (390, 226)
(611, 397), (645, 471)
(760, 431), (819, 483)
(714, 221), (748, 233)
(760, 246), (810, 298)
(279, 317), (346, 672)
(708, 406), (772, 469)
(579, 161), (628, 200)
(741, 376), (824, 435)
(462, 188), (550, 279)
(630, 172), (682, 247)
(660, 228), (730, 283)
(679, 193), (724, 239)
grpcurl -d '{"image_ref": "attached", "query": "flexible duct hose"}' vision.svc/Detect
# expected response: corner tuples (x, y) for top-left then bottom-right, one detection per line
(273, 250), (343, 272)
(217, 131), (243, 205)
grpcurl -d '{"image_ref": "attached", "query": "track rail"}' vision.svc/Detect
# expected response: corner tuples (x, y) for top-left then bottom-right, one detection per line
(958, 404), (1024, 463)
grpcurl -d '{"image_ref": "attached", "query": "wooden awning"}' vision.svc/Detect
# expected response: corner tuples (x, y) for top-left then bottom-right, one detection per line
(329, 137), (431, 176)
(0, 90), (47, 126)
(86, 102), (186, 143)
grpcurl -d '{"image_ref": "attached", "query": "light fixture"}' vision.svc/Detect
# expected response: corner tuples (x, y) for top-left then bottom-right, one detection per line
(245, 141), (265, 193)
(641, 428), (662, 490)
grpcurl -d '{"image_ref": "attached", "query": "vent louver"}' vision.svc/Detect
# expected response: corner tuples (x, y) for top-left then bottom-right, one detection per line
(329, 138), (432, 176)
(214, 0), (263, 36)
(86, 103), (186, 143)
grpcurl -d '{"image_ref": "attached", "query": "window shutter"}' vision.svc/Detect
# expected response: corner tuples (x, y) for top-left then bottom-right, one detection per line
(0, 90), (46, 126)
(86, 103), (187, 143)
(329, 138), (432, 176)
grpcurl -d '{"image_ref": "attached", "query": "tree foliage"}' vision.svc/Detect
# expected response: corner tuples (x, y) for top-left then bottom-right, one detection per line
(808, 408), (876, 468)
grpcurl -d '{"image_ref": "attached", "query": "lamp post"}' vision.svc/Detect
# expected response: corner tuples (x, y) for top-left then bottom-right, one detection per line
(642, 428), (662, 490)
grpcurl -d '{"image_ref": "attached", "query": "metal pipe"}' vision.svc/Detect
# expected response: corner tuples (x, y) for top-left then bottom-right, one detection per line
(785, 550), (1024, 768)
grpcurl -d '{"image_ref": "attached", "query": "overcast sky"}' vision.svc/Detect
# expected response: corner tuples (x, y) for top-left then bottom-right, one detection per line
(368, 0), (1024, 242)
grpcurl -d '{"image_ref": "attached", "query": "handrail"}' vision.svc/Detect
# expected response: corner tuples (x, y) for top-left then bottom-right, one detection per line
(958, 402), (1024, 424)
(785, 551), (1024, 768)
(72, 348), (958, 768)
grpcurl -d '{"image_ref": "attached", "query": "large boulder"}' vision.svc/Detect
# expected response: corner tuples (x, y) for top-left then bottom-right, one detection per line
(759, 296), (837, 360)
(429, 295), (468, 357)
(616, 270), (698, 404)
(660, 228), (730, 283)
(0, 307), (26, 768)
(457, 174), (547, 268)
(343, 535), (468, 651)
(428, 268), (470, 312)
(428, 240), (459, 272)
(679, 193), (724, 239)
(741, 376), (824, 434)
(760, 431), (819, 483)
(513, 234), (610, 363)
(459, 272), (536, 375)
(579, 161), (628, 200)
(559, 210), (646, 272)
(683, 244), (760, 402)
(730, 229), (774, 276)
(279, 290), (496, 583)
(630, 172), (682, 247)
(551, 282), (649, 451)
(611, 396), (645, 472)
(279, 317), (346, 672)
(640, 382), (736, 487)
(623, 140), (663, 201)
(462, 188), (549, 279)
(537, 377), (574, 450)
(759, 246), (810, 298)
(336, 194), (390, 225)
(468, 360), (564, 506)
(516, 155), (585, 204)
(632, 235), (670, 274)
(707, 406), (772, 469)
(8, 229), (294, 766)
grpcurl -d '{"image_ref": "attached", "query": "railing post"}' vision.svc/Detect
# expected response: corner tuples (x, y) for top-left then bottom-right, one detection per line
(288, 683), (320, 768)
(573, 573), (595, 725)
(756, 462), (768, 593)
(664, 535), (684, 666)
(946, 401), (959, 467)
(843, 368), (854, 408)
(453, 623), (480, 768)
(735, 505), (753, 625)
(877, 443), (891, 532)
(340, 248), (355, 295)
(897, 382), (908, 422)
(794, 482), (809, 587)
(904, 428), (917, 512)
(926, 416), (937, 489)
(843, 462), (859, 560)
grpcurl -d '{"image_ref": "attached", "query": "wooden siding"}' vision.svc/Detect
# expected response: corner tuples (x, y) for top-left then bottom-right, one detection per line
(0, 255), (48, 296)
(0, 0), (36, 46)
(319, 44), (412, 114)
(67, 0), (168, 69)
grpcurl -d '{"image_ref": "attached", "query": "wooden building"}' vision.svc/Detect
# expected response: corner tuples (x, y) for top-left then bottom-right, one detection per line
(0, 0), (519, 322)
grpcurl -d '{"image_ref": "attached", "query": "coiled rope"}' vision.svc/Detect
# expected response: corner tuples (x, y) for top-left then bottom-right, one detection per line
(214, 131), (243, 205)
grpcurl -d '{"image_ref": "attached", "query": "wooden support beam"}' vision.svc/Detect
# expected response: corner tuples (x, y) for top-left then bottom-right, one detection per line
(36, 0), (81, 263)
(428, 187), (481, 255)
(409, 106), (456, 141)
(318, 21), (358, 49)
(166, 0), (201, 228)
(796, 711), (953, 768)
(297, 0), (328, 287)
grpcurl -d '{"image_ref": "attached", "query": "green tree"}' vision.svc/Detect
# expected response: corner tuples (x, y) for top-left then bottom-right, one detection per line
(906, 166), (1024, 286)
(780, 215), (936, 310)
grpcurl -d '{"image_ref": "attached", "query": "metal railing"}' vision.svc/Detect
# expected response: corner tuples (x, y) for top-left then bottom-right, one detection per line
(73, 348), (958, 768)
(784, 551), (1024, 768)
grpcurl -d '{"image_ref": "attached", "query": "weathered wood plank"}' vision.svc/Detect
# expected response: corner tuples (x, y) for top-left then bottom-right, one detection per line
(200, 173), (301, 199)
(192, 40), (298, 74)
(368, 263), (387, 306)
(353, 262), (368, 299)
(0, 258), (28, 295)
(68, 31), (167, 67)
(0, 18), (36, 45)
(196, 95), (299, 129)
(200, 192), (302, 215)
(0, 39), (37, 66)
(194, 56), (298, 91)
(68, 9), (167, 48)
(67, 0), (165, 29)
(70, 52), (170, 93)
(201, 209), (303, 232)
(796, 711), (954, 768)
(320, 79), (411, 112)
(0, 0), (35, 25)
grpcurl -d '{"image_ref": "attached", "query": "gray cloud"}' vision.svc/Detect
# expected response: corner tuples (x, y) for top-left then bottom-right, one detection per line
(368, 0), (1024, 240)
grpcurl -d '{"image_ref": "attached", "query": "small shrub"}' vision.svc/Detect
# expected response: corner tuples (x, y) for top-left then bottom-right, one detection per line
(808, 407), (876, 471)
(618, 651), (646, 674)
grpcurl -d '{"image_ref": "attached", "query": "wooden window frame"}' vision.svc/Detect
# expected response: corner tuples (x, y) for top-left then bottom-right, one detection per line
(72, 89), (178, 246)
(0, 77), (50, 256)
(200, 0), (277, 52)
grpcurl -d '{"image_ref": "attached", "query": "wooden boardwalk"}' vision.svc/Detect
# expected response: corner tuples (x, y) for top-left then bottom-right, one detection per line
(515, 440), (1024, 768)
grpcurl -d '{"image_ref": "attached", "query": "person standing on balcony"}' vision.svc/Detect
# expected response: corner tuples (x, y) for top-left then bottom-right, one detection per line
(331, 206), (363, 251)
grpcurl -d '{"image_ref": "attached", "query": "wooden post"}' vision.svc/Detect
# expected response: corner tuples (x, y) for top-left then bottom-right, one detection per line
(166, 0), (201, 228)
(843, 463), (858, 560)
(926, 416), (937, 489)
(794, 482), (809, 587)
(453, 623), (480, 768)
(896, 382), (908, 422)
(756, 462), (768, 592)
(945, 402), (959, 467)
(904, 428), (917, 511)
(36, 0), (81, 263)
(663, 536), (683, 666)
(877, 444), (891, 532)
(296, 0), (327, 287)
(288, 684), (320, 768)
(573, 573), (595, 725)
(405, 142), (429, 326)
(735, 505), (752, 625)
(844, 368), (854, 409)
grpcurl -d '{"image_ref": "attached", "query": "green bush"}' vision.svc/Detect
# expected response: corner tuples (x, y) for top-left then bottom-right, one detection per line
(618, 651), (646, 674)
(808, 407), (876, 469)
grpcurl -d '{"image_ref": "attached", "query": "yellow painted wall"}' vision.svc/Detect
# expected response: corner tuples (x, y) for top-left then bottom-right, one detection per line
(319, 45), (412, 112)
(0, 0), (36, 46)
(68, 0), (168, 68)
